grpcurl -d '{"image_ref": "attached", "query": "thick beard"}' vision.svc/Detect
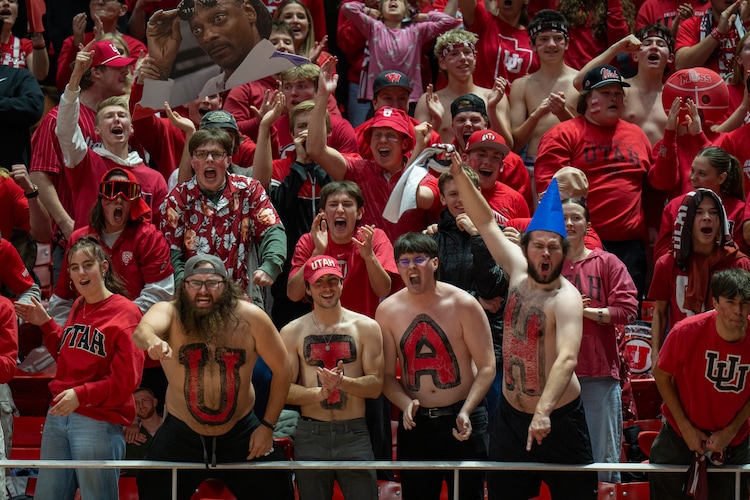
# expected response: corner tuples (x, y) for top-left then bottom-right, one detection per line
(527, 259), (563, 285)
(176, 284), (237, 343)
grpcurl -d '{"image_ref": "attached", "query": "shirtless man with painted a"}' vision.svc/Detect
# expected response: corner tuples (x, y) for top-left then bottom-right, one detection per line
(376, 232), (495, 500)
(281, 255), (384, 500)
(452, 156), (598, 500)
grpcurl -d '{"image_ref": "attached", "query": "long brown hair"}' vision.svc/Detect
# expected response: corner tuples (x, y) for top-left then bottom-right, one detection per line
(558, 0), (635, 42)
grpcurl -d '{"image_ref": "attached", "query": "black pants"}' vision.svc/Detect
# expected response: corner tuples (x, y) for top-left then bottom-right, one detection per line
(137, 412), (294, 500)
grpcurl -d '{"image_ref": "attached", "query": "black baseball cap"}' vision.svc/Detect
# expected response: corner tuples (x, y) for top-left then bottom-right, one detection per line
(450, 94), (487, 119)
(373, 70), (413, 95)
(581, 65), (631, 91)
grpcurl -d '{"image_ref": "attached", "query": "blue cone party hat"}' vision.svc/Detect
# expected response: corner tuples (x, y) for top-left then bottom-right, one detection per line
(526, 178), (567, 239)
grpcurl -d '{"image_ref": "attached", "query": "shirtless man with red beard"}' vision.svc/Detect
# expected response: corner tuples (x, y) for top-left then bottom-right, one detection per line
(376, 232), (495, 500)
(132, 254), (294, 500)
(453, 169), (597, 500)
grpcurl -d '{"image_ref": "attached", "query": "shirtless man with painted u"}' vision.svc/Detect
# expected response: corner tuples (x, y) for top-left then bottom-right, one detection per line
(281, 255), (384, 500)
(452, 155), (598, 500)
(132, 254), (294, 500)
(376, 232), (495, 500)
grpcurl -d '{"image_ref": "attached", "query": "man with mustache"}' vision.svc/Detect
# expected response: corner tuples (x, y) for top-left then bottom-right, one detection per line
(132, 254), (294, 499)
(452, 170), (597, 500)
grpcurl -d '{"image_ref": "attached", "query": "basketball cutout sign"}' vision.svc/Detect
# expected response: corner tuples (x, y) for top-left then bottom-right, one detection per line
(662, 68), (728, 125)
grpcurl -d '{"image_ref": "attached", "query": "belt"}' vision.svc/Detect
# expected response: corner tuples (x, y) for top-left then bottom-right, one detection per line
(415, 400), (466, 419)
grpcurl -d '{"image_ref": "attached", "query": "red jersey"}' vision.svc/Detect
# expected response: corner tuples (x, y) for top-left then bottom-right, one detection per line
(40, 294), (144, 426)
(344, 156), (441, 242)
(481, 181), (529, 224)
(659, 310), (750, 445)
(290, 228), (398, 318)
(30, 104), (98, 239)
(0, 35), (32, 69)
(719, 123), (750, 197)
(465, 2), (538, 87)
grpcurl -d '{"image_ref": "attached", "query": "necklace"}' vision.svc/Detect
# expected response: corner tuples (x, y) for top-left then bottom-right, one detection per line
(82, 300), (103, 319)
(311, 312), (345, 351)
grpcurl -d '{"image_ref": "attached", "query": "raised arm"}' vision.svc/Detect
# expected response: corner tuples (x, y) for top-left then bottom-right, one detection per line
(449, 151), (526, 277)
(56, 47), (94, 168)
(305, 57), (347, 180)
(572, 35), (641, 91)
(252, 90), (286, 191)
(487, 78), (513, 149)
(675, 2), (742, 70)
(457, 0), (477, 28)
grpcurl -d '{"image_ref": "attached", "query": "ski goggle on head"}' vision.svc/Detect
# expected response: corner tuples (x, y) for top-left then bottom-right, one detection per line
(99, 180), (141, 201)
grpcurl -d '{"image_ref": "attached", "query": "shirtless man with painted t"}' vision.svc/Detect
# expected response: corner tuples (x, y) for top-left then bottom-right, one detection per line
(281, 255), (384, 500)
(376, 232), (494, 500)
(132, 254), (294, 500)
(451, 154), (597, 500)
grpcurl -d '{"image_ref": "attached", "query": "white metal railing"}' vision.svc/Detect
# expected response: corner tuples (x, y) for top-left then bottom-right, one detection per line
(4, 459), (750, 500)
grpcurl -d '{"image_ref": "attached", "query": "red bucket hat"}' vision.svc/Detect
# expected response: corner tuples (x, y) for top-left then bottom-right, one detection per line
(364, 107), (415, 152)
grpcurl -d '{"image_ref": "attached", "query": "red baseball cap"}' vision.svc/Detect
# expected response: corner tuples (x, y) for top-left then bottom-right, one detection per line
(365, 107), (415, 151)
(465, 130), (509, 156)
(91, 40), (137, 68)
(304, 255), (343, 284)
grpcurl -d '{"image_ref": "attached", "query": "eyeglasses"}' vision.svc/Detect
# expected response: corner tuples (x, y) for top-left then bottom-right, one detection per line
(193, 149), (228, 160)
(396, 255), (431, 267)
(99, 180), (141, 201)
(184, 279), (225, 291)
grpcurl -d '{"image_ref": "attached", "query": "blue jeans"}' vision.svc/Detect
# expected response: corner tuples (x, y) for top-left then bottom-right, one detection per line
(579, 377), (622, 483)
(294, 417), (377, 500)
(34, 412), (125, 500)
(347, 83), (372, 128)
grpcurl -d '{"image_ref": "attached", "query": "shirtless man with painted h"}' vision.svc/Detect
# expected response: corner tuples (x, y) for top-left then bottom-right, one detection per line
(282, 255), (384, 500)
(376, 232), (495, 500)
(132, 254), (294, 500)
(452, 160), (597, 500)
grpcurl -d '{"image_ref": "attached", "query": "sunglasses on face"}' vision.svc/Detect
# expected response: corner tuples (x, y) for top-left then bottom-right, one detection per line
(396, 255), (431, 267)
(99, 180), (141, 201)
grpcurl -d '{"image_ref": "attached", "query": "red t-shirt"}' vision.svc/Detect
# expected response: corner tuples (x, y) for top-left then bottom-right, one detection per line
(675, 14), (739, 80)
(636, 0), (708, 29)
(290, 228), (397, 318)
(481, 181), (529, 224)
(659, 310), (750, 445)
(0, 176), (29, 239)
(344, 157), (441, 242)
(464, 2), (538, 88)
(535, 116), (653, 241)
